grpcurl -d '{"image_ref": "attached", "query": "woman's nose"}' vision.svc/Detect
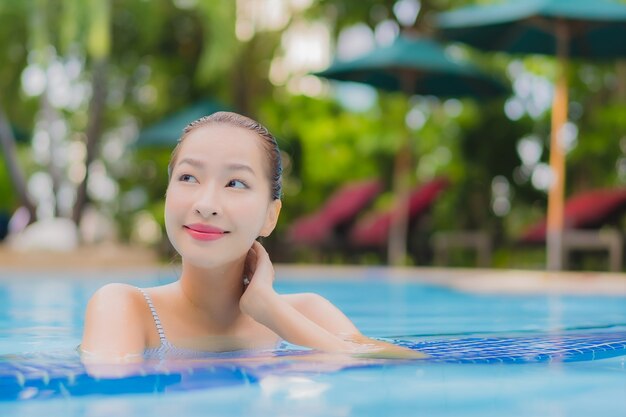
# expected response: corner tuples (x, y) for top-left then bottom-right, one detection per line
(193, 185), (220, 217)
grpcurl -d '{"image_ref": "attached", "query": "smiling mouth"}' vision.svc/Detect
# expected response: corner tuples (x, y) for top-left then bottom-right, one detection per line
(183, 225), (229, 241)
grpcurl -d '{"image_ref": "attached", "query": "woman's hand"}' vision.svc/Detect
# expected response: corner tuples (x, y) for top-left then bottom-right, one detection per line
(238, 242), (428, 359)
(344, 334), (429, 359)
(239, 241), (277, 319)
(237, 242), (354, 352)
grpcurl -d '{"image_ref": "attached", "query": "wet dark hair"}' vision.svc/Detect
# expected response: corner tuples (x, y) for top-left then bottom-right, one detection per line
(168, 111), (282, 200)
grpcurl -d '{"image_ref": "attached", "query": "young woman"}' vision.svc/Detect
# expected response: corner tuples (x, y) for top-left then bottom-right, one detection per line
(81, 112), (423, 363)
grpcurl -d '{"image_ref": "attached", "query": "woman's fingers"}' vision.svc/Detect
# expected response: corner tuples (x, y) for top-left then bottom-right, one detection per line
(253, 242), (275, 281)
(244, 247), (257, 281)
(239, 243), (277, 316)
(251, 240), (265, 256)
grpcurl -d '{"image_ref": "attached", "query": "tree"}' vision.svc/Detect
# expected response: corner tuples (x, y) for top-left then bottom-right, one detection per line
(0, 104), (36, 220)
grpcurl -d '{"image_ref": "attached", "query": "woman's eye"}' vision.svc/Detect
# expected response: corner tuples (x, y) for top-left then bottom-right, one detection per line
(178, 174), (198, 183)
(227, 179), (248, 189)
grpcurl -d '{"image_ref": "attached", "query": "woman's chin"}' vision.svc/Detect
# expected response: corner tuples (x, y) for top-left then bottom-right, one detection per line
(182, 251), (247, 271)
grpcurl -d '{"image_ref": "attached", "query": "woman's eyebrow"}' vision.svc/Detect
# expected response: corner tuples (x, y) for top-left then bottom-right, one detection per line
(178, 158), (257, 176)
(177, 157), (204, 169)
(226, 163), (256, 176)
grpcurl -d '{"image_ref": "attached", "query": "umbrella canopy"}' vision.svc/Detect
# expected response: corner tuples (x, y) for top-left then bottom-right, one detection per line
(135, 99), (228, 147)
(436, 0), (626, 58)
(316, 36), (509, 98)
(11, 125), (29, 143)
(315, 35), (509, 265)
(436, 0), (626, 270)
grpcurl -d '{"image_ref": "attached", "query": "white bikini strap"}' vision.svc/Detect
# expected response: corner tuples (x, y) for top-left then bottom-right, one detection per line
(137, 288), (167, 343)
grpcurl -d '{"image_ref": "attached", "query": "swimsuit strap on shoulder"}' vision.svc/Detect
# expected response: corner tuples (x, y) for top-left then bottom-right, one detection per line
(137, 288), (167, 343)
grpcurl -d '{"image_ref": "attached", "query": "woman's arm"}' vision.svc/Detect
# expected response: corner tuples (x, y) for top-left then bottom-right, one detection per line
(239, 242), (426, 359)
(80, 283), (146, 363)
(239, 250), (354, 351)
(284, 293), (427, 359)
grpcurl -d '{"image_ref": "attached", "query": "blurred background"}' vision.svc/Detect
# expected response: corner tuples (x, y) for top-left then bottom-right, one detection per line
(1, 0), (625, 271)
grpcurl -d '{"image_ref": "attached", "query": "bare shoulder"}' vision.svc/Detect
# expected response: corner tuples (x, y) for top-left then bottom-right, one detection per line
(282, 292), (360, 335)
(86, 283), (145, 312)
(282, 292), (332, 310)
(86, 284), (145, 319)
(81, 283), (148, 359)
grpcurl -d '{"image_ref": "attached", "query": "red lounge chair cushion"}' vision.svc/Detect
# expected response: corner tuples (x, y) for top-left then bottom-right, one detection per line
(520, 188), (626, 243)
(349, 177), (450, 247)
(288, 179), (383, 245)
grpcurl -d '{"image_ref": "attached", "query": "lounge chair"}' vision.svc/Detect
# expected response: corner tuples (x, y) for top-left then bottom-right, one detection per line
(432, 230), (493, 267)
(287, 179), (383, 248)
(348, 177), (449, 259)
(518, 187), (626, 271)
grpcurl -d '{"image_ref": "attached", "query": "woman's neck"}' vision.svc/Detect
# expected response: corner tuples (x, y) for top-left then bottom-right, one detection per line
(176, 259), (247, 331)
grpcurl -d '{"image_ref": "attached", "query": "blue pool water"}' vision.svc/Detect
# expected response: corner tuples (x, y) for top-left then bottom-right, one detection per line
(1, 268), (625, 416)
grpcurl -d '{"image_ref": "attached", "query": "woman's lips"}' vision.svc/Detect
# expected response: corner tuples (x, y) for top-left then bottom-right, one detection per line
(184, 224), (227, 241)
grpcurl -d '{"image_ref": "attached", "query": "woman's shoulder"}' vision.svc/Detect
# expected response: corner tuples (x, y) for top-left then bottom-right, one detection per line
(281, 292), (343, 318)
(281, 292), (360, 335)
(86, 283), (146, 313)
(82, 284), (155, 357)
(281, 292), (331, 309)
(90, 282), (142, 299)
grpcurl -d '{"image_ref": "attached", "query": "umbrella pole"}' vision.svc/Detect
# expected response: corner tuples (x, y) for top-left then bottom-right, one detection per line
(388, 139), (412, 266)
(546, 20), (569, 271)
(388, 73), (418, 266)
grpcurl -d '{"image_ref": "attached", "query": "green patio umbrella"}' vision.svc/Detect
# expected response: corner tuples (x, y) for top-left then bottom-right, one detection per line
(315, 35), (509, 265)
(135, 99), (229, 147)
(11, 125), (29, 143)
(436, 0), (626, 271)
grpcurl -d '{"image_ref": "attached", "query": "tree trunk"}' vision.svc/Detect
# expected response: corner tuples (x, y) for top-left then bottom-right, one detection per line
(232, 41), (252, 115)
(0, 104), (37, 222)
(72, 58), (108, 226)
(40, 92), (63, 216)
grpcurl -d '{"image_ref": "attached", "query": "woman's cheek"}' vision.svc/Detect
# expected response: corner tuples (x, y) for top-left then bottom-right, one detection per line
(163, 191), (183, 246)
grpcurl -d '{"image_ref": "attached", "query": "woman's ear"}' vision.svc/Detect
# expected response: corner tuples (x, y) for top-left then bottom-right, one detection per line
(259, 199), (282, 237)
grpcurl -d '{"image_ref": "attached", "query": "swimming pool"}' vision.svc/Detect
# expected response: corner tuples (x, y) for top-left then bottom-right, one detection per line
(1, 267), (625, 417)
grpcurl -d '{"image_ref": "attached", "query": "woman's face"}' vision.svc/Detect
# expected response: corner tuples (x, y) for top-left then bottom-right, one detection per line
(165, 124), (281, 269)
